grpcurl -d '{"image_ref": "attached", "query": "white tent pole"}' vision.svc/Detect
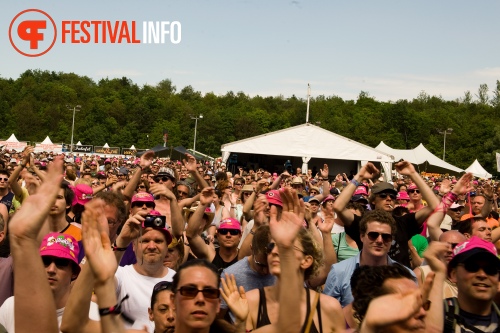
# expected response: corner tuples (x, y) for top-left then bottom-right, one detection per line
(306, 84), (311, 123)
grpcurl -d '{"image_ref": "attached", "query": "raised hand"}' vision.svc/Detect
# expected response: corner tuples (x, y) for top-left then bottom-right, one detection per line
(22, 146), (34, 165)
(269, 188), (304, 248)
(9, 156), (63, 240)
(199, 187), (215, 206)
(82, 199), (117, 284)
(318, 212), (335, 234)
(439, 179), (452, 195)
(394, 160), (416, 176)
(423, 241), (448, 275)
(116, 210), (148, 246)
(182, 153), (198, 173)
(150, 183), (176, 201)
(482, 182), (494, 199)
(220, 274), (248, 324)
(451, 173), (474, 196)
(357, 162), (379, 181)
(319, 164), (329, 179)
(140, 150), (155, 169)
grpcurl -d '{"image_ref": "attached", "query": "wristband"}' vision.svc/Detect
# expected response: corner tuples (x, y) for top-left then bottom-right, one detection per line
(350, 179), (361, 187)
(441, 192), (459, 209)
(112, 240), (128, 252)
(249, 230), (255, 235)
(99, 294), (129, 317)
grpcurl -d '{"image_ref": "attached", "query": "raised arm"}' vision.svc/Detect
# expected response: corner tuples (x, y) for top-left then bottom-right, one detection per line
(183, 153), (209, 189)
(121, 151), (154, 200)
(308, 210), (337, 288)
(395, 161), (439, 225)
(149, 183), (184, 239)
(8, 146), (32, 199)
(333, 162), (379, 227)
(185, 187), (215, 261)
(9, 156), (63, 333)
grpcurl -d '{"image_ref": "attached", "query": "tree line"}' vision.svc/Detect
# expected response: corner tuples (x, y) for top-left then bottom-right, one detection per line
(0, 70), (499, 176)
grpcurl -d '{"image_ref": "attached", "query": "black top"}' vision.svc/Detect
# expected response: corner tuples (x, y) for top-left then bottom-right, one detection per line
(256, 287), (323, 333)
(344, 212), (421, 268)
(211, 248), (239, 274)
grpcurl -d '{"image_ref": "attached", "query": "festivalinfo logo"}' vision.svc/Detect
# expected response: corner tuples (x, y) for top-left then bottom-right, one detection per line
(9, 9), (182, 57)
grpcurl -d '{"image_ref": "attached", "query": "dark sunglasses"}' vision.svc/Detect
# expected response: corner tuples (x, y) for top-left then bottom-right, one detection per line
(266, 242), (306, 254)
(378, 193), (396, 200)
(0, 177), (8, 182)
(218, 228), (240, 236)
(177, 286), (220, 299)
(234, 183), (243, 186)
(309, 191), (319, 195)
(131, 201), (155, 208)
(243, 192), (251, 196)
(137, 185), (146, 189)
(448, 242), (459, 250)
(154, 176), (173, 182)
(153, 281), (173, 293)
(91, 182), (99, 186)
(450, 208), (462, 212)
(42, 256), (72, 269)
(366, 231), (393, 243)
(459, 261), (499, 276)
(408, 189), (420, 194)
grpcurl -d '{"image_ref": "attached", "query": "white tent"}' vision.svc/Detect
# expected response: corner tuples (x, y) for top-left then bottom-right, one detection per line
(41, 136), (53, 145)
(6, 134), (19, 142)
(221, 123), (395, 178)
(465, 159), (492, 179)
(76, 141), (82, 145)
(103, 143), (110, 148)
(375, 141), (463, 174)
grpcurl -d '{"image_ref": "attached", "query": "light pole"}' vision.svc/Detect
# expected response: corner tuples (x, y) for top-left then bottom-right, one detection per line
(190, 114), (203, 152)
(66, 104), (81, 153)
(438, 128), (453, 161)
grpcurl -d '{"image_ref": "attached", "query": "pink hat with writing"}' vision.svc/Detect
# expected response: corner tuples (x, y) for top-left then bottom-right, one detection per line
(218, 218), (241, 231)
(266, 190), (282, 207)
(71, 184), (93, 206)
(39, 232), (81, 275)
(354, 186), (368, 196)
(449, 236), (500, 269)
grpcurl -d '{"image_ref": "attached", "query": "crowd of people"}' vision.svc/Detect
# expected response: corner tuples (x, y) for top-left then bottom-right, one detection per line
(0, 146), (499, 333)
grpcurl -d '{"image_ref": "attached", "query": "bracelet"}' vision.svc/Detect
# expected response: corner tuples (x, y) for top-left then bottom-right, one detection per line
(441, 192), (459, 209)
(112, 240), (128, 252)
(230, 206), (236, 209)
(99, 295), (129, 317)
(249, 230), (255, 235)
(350, 179), (361, 187)
(484, 195), (494, 202)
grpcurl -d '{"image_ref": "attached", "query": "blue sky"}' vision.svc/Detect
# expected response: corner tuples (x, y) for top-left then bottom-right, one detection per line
(2, 0), (500, 102)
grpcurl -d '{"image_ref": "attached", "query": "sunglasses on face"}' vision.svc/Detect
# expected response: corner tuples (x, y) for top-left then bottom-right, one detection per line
(450, 208), (462, 212)
(91, 182), (99, 186)
(243, 192), (251, 196)
(366, 231), (393, 243)
(459, 261), (499, 276)
(154, 176), (172, 183)
(137, 185), (146, 189)
(447, 242), (459, 250)
(408, 189), (420, 194)
(177, 286), (220, 299)
(377, 193), (396, 200)
(309, 191), (319, 195)
(234, 183), (243, 186)
(266, 242), (306, 254)
(131, 201), (155, 208)
(218, 228), (240, 236)
(0, 178), (8, 182)
(42, 256), (72, 269)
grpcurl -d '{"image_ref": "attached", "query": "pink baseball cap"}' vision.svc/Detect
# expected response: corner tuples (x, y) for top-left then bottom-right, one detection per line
(407, 184), (418, 190)
(71, 184), (93, 206)
(131, 192), (155, 205)
(266, 190), (282, 207)
(322, 195), (335, 204)
(218, 218), (241, 231)
(354, 186), (368, 196)
(397, 191), (410, 201)
(39, 232), (81, 275)
(449, 236), (500, 269)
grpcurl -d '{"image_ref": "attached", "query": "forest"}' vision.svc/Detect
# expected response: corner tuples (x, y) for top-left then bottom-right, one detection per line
(0, 69), (499, 176)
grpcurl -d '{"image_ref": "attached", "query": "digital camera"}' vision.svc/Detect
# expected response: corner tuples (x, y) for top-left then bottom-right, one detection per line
(143, 215), (166, 229)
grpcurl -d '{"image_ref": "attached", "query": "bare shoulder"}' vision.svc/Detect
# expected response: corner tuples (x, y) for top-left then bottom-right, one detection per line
(245, 288), (261, 304)
(319, 292), (343, 312)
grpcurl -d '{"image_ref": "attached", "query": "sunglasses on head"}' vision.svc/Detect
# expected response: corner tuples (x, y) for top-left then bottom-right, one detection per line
(218, 228), (240, 236)
(177, 286), (220, 299)
(459, 261), (499, 276)
(377, 193), (396, 200)
(131, 201), (155, 208)
(366, 231), (393, 243)
(408, 189), (420, 194)
(42, 256), (72, 269)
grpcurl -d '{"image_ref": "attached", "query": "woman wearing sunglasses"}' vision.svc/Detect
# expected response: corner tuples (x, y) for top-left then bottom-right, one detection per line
(173, 188), (309, 333)
(243, 198), (345, 332)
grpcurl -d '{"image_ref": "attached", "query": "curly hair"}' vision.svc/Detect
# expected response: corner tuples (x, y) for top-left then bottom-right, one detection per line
(297, 228), (323, 280)
(351, 265), (414, 323)
(359, 210), (397, 236)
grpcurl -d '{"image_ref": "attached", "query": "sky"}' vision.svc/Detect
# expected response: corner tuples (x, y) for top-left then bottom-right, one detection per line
(2, 1), (500, 102)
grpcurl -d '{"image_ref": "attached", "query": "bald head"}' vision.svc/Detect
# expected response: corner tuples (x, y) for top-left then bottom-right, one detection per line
(439, 230), (466, 244)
